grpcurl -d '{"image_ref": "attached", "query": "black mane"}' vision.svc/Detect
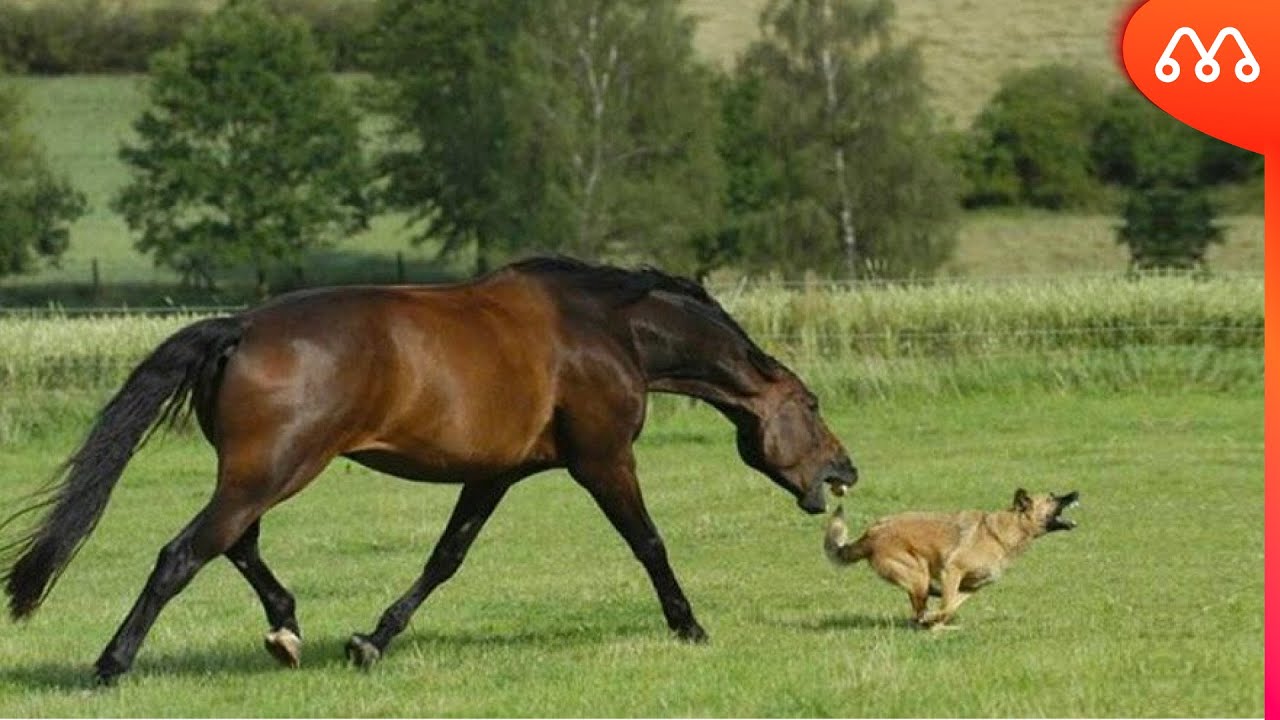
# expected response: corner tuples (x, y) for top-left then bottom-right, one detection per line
(510, 255), (782, 375)
(510, 255), (714, 305)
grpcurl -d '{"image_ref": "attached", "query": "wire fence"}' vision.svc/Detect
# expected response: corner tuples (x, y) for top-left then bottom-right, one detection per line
(1, 261), (1265, 315)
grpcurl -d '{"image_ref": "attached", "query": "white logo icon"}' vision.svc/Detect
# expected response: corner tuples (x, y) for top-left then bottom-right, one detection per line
(1156, 27), (1259, 83)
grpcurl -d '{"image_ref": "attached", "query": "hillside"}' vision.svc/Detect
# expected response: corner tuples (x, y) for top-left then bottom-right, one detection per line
(8, 0), (1135, 123)
(687, 0), (1133, 123)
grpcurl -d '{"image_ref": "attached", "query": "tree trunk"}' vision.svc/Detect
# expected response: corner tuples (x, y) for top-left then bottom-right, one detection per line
(820, 0), (858, 276)
(572, 6), (616, 257)
(475, 234), (490, 276)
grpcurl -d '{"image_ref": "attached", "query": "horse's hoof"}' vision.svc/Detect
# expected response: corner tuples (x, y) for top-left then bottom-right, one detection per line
(93, 671), (118, 688)
(345, 634), (381, 669)
(264, 627), (302, 668)
(676, 622), (709, 644)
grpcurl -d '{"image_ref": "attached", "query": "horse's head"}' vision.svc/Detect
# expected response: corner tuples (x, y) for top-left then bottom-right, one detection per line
(734, 369), (856, 515)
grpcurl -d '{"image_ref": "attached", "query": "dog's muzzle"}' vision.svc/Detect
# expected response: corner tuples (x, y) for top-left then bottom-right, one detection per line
(1047, 491), (1080, 531)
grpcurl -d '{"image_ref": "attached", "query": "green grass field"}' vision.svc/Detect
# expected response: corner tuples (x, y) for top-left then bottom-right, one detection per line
(0, 390), (1262, 716)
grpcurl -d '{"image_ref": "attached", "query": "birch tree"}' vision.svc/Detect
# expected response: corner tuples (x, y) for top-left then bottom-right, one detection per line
(726, 0), (956, 278)
(507, 0), (723, 271)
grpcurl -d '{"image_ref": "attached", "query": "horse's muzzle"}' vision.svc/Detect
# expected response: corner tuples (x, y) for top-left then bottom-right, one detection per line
(798, 459), (858, 514)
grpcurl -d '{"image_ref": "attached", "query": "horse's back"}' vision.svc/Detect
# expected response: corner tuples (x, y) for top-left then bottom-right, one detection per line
(211, 276), (565, 481)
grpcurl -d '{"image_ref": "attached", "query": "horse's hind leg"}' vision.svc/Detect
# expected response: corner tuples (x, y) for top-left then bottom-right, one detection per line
(225, 521), (301, 668)
(346, 479), (511, 668)
(93, 448), (329, 684)
(93, 490), (267, 684)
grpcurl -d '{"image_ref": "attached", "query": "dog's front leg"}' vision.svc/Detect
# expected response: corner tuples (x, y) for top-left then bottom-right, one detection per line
(921, 569), (969, 629)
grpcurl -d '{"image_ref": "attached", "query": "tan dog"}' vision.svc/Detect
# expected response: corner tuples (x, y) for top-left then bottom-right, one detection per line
(824, 489), (1079, 628)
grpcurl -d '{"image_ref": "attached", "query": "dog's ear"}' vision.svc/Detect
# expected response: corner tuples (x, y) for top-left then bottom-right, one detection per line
(1012, 488), (1032, 512)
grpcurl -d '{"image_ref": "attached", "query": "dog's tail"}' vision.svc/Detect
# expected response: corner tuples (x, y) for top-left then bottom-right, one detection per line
(824, 506), (871, 565)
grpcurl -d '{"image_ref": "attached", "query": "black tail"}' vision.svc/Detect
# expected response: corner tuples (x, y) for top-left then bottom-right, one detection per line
(0, 316), (242, 620)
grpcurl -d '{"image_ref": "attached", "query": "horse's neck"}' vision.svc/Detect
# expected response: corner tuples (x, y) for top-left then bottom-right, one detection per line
(624, 296), (762, 417)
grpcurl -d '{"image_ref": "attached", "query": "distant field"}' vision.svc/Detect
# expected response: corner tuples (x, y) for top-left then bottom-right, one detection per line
(7, 0), (1137, 126)
(687, 0), (1134, 123)
(0, 73), (1263, 300)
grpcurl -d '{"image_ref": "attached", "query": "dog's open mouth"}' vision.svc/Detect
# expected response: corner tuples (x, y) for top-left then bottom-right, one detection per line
(1048, 491), (1080, 531)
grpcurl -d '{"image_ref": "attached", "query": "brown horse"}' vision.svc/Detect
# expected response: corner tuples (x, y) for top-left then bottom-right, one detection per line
(0, 256), (856, 684)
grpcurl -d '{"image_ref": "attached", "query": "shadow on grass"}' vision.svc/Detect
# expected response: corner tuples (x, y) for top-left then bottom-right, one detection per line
(0, 621), (658, 691)
(767, 611), (915, 632)
(0, 640), (303, 692)
(398, 619), (657, 653)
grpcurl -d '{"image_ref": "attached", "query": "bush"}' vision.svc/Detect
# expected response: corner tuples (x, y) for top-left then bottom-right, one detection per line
(0, 0), (373, 74)
(1, 80), (87, 277)
(1092, 85), (1262, 188)
(962, 65), (1108, 210)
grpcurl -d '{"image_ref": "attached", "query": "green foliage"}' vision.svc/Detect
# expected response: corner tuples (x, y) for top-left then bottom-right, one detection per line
(1092, 85), (1262, 188)
(725, 0), (957, 279)
(364, 0), (531, 273)
(0, 0), (201, 74)
(963, 64), (1107, 210)
(368, 0), (723, 276)
(1118, 184), (1222, 271)
(113, 0), (371, 292)
(0, 79), (86, 278)
(507, 0), (724, 273)
(0, 0), (373, 74)
(1109, 91), (1224, 271)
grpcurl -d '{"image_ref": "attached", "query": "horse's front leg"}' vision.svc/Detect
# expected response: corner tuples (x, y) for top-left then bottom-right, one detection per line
(347, 479), (511, 667)
(570, 451), (707, 643)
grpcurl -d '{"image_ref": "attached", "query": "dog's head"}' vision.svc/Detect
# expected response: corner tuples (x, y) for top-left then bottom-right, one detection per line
(1012, 488), (1080, 535)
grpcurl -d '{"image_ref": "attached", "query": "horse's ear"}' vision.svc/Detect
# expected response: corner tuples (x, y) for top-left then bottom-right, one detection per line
(1012, 488), (1032, 512)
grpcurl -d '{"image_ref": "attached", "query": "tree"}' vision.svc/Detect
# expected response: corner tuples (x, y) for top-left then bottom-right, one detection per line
(963, 64), (1107, 210)
(365, 0), (530, 274)
(367, 0), (723, 276)
(726, 0), (957, 279)
(1116, 122), (1222, 272)
(505, 0), (723, 273)
(0, 79), (85, 278)
(114, 0), (370, 293)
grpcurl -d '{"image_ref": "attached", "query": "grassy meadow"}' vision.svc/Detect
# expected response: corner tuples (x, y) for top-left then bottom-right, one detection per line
(0, 392), (1264, 717)
(0, 275), (1263, 716)
(0, 3), (1265, 715)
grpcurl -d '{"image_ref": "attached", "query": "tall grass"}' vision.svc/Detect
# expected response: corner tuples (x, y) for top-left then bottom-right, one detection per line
(719, 273), (1260, 355)
(0, 274), (1262, 440)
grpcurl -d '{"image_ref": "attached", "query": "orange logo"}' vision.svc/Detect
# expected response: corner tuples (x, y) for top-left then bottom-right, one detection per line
(1120, 0), (1279, 154)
